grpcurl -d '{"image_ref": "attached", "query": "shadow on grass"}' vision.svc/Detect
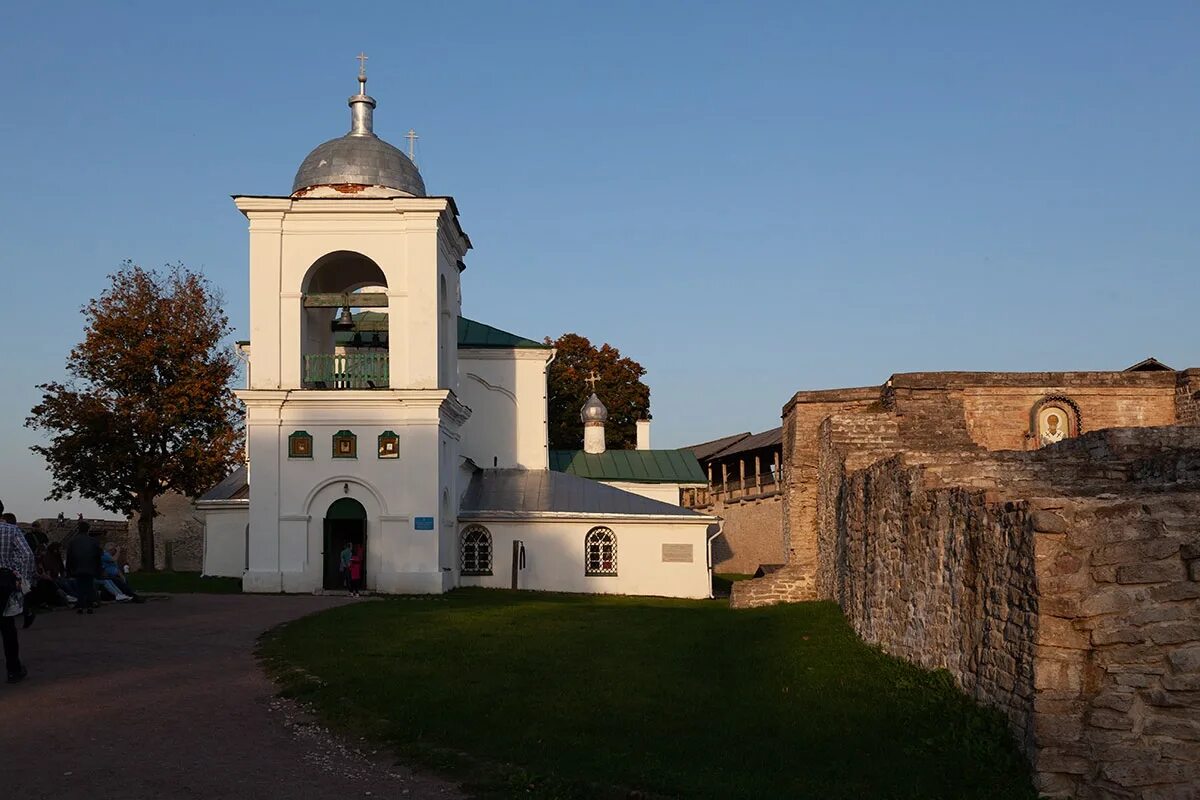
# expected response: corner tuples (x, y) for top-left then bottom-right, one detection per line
(259, 588), (1036, 800)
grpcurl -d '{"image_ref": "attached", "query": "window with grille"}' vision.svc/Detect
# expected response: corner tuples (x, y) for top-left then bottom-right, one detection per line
(460, 525), (493, 576)
(585, 527), (617, 576)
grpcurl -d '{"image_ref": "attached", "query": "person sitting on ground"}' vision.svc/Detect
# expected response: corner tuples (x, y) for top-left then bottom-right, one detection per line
(25, 544), (72, 608)
(65, 522), (102, 614)
(42, 542), (78, 601)
(100, 543), (141, 603)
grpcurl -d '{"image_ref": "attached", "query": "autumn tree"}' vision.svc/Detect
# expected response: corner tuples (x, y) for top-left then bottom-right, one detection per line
(27, 262), (243, 570)
(545, 333), (650, 451)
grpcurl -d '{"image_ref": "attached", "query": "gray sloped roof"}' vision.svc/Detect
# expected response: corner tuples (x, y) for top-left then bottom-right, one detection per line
(704, 427), (783, 461)
(685, 432), (752, 462)
(460, 469), (710, 519)
(197, 466), (249, 502)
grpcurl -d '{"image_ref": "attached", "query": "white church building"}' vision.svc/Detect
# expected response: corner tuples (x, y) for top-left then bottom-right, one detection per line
(198, 66), (718, 599)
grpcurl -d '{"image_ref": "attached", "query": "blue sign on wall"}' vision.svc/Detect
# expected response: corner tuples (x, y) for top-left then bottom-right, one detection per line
(414, 516), (435, 530)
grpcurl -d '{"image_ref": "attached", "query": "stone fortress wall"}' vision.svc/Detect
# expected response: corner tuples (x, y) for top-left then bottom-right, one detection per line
(33, 490), (203, 572)
(731, 368), (1200, 797)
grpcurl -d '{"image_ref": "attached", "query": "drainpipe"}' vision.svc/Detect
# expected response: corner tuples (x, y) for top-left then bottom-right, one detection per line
(706, 519), (724, 599)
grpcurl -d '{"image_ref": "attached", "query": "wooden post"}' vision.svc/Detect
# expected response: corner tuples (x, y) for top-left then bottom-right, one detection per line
(739, 459), (745, 496)
(774, 450), (781, 485)
(721, 463), (728, 500)
(512, 540), (521, 590)
(754, 455), (762, 495)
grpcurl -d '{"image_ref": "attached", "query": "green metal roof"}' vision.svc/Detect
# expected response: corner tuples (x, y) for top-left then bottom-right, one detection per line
(458, 316), (550, 349)
(549, 449), (707, 484)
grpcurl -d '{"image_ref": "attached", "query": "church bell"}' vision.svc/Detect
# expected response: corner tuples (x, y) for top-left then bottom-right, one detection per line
(332, 304), (355, 332)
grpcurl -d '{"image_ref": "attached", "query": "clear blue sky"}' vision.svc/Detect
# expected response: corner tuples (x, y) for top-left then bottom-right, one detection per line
(1, 2), (1197, 520)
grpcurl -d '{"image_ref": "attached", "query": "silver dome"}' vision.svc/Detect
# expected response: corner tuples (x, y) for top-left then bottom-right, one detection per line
(581, 393), (608, 424)
(292, 133), (426, 196)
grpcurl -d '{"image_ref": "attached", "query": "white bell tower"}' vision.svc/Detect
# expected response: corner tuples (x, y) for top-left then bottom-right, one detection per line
(235, 60), (471, 594)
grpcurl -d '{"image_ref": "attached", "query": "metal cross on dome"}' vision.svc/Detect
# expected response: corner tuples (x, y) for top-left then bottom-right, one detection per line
(356, 52), (368, 78)
(585, 371), (601, 391)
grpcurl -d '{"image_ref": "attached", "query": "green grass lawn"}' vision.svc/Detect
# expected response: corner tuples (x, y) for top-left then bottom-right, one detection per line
(128, 571), (242, 594)
(261, 589), (1035, 800)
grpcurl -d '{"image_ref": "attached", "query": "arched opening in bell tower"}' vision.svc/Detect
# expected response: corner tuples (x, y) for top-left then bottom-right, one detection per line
(300, 251), (389, 389)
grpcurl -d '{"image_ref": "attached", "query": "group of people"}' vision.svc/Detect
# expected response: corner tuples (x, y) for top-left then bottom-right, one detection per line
(1, 504), (143, 685)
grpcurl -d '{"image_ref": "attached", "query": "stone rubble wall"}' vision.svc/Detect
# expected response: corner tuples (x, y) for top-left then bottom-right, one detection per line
(1030, 493), (1200, 798)
(821, 428), (1200, 798)
(1176, 369), (1200, 425)
(128, 491), (205, 571)
(829, 452), (1040, 752)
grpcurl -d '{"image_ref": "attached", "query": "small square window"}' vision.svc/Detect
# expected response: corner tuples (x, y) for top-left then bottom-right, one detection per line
(288, 431), (313, 459)
(378, 430), (400, 459)
(332, 430), (357, 458)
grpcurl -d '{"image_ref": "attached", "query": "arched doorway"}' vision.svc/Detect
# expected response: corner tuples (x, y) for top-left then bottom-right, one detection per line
(323, 497), (367, 590)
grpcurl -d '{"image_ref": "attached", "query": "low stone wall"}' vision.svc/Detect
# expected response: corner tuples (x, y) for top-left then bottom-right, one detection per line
(728, 562), (817, 608)
(820, 429), (1200, 798)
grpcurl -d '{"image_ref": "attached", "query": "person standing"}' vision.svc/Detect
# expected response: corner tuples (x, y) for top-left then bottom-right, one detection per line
(0, 500), (35, 683)
(339, 542), (353, 591)
(66, 521), (102, 614)
(348, 545), (364, 597)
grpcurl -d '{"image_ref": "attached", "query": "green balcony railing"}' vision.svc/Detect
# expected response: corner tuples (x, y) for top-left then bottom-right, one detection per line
(303, 353), (389, 389)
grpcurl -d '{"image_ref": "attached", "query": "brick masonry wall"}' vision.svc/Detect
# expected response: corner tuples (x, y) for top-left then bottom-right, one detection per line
(822, 428), (1200, 798)
(961, 387), (1177, 451)
(778, 387), (879, 599)
(706, 493), (785, 574)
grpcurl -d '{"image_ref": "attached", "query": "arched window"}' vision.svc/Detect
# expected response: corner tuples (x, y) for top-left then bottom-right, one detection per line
(460, 525), (493, 576)
(585, 527), (617, 576)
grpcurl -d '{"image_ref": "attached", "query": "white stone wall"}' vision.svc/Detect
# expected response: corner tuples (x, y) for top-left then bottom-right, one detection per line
(457, 517), (714, 599)
(458, 348), (553, 470)
(201, 505), (248, 577)
(240, 390), (464, 594)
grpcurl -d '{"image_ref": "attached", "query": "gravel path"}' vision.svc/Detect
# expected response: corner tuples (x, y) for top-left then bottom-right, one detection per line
(1, 594), (464, 800)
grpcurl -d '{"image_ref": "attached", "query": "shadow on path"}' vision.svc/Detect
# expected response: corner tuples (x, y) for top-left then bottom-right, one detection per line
(2, 594), (464, 800)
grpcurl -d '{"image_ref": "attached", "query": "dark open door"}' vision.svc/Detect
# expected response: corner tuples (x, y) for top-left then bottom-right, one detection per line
(323, 497), (367, 590)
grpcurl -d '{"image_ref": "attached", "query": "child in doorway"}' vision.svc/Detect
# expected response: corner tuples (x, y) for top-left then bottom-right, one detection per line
(348, 545), (364, 597)
(339, 542), (352, 591)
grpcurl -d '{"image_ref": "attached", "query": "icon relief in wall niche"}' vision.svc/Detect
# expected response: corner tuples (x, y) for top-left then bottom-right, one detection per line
(1038, 407), (1070, 446)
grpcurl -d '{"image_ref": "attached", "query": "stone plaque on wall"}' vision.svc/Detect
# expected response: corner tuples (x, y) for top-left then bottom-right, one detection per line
(662, 543), (693, 563)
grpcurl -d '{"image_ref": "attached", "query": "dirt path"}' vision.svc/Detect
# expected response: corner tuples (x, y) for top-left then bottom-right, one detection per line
(1, 594), (464, 800)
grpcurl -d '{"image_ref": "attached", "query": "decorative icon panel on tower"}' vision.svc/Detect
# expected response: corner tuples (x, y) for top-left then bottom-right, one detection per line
(288, 431), (313, 459)
(377, 430), (400, 459)
(332, 430), (357, 459)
